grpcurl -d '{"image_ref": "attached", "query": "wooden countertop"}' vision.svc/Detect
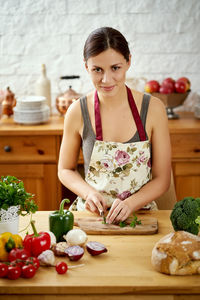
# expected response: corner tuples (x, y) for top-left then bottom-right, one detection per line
(0, 112), (200, 136)
(0, 115), (64, 136)
(0, 210), (199, 299)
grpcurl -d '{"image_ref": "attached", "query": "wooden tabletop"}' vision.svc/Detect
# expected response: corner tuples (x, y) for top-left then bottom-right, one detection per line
(0, 210), (199, 300)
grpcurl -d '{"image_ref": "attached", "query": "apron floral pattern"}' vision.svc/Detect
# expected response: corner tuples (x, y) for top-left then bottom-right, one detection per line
(70, 86), (157, 211)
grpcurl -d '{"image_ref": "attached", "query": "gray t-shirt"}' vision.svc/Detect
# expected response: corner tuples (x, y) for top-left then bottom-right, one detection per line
(80, 93), (151, 176)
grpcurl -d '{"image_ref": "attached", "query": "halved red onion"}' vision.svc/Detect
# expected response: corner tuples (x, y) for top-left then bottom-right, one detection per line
(86, 241), (108, 256)
(64, 245), (84, 261)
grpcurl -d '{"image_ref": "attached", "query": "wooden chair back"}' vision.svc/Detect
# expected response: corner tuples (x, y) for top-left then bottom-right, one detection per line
(155, 171), (177, 210)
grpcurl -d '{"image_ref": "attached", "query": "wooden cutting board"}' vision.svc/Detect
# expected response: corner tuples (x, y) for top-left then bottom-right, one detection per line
(74, 215), (158, 235)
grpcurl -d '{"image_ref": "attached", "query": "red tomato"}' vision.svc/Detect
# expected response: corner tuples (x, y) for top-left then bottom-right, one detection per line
(0, 263), (8, 278)
(21, 264), (36, 278)
(55, 262), (68, 274)
(25, 257), (40, 270)
(8, 248), (30, 262)
(7, 265), (21, 280)
(10, 259), (25, 268)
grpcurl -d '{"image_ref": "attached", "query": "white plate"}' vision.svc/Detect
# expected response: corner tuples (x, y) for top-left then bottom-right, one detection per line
(13, 105), (50, 124)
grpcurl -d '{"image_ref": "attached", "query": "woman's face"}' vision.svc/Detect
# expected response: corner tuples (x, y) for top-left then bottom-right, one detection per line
(85, 48), (131, 97)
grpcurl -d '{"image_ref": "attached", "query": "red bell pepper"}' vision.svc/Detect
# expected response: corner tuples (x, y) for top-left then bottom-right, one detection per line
(23, 220), (51, 257)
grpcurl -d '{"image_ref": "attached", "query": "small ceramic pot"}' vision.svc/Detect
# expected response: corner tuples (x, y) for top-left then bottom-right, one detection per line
(0, 205), (20, 234)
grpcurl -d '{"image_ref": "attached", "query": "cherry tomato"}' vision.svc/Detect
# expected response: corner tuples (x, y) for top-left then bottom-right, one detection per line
(21, 264), (36, 278)
(8, 248), (30, 262)
(10, 259), (25, 268)
(0, 263), (8, 278)
(25, 257), (40, 270)
(55, 262), (68, 274)
(7, 265), (21, 280)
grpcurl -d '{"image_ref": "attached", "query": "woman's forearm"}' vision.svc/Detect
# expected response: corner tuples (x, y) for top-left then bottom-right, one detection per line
(126, 174), (171, 212)
(58, 169), (97, 200)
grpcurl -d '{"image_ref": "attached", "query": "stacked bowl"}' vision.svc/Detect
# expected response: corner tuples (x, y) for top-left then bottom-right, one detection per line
(14, 96), (50, 125)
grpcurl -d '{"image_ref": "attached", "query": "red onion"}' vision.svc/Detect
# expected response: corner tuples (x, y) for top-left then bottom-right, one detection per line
(64, 245), (84, 261)
(86, 241), (108, 256)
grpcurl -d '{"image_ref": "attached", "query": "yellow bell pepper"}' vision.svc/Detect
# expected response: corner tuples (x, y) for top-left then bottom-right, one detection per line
(0, 232), (23, 261)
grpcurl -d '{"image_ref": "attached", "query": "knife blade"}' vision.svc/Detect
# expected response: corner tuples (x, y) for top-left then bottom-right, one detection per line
(99, 210), (106, 223)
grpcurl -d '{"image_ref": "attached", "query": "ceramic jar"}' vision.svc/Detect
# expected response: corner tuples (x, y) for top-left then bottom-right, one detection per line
(2, 87), (16, 117)
(0, 205), (20, 234)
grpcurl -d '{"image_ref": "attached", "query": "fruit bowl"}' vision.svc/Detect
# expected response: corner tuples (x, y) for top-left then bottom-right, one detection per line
(151, 91), (190, 119)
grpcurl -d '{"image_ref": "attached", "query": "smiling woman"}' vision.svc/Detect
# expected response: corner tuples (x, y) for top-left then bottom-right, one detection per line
(85, 48), (130, 98)
(58, 27), (171, 224)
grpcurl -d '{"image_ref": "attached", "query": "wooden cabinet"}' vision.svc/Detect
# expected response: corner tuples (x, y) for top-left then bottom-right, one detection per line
(0, 112), (199, 209)
(0, 117), (63, 210)
(0, 163), (58, 210)
(169, 112), (200, 200)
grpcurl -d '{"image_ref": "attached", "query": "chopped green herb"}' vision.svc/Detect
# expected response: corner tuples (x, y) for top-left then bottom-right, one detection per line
(102, 216), (107, 224)
(126, 213), (142, 228)
(119, 221), (127, 228)
(130, 220), (136, 228)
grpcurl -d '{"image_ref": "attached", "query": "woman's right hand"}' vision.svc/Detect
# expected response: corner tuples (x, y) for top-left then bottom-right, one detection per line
(85, 191), (107, 215)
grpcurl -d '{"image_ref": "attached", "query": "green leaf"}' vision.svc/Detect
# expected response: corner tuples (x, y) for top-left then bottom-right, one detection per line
(0, 176), (37, 215)
(119, 221), (127, 228)
(130, 221), (136, 228)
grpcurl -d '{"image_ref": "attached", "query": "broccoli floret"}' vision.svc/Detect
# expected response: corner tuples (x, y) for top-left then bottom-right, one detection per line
(170, 197), (200, 235)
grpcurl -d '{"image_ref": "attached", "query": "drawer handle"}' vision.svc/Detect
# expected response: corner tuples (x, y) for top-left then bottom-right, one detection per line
(37, 149), (44, 155)
(4, 145), (12, 152)
(194, 149), (200, 153)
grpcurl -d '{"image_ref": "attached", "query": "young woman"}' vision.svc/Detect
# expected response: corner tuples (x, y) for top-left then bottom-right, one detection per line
(58, 27), (171, 224)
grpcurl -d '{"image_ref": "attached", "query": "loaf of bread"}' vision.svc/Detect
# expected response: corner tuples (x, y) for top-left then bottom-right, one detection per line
(151, 231), (200, 275)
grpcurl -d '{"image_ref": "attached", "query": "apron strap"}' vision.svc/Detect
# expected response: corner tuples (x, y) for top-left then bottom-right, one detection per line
(94, 86), (147, 141)
(126, 86), (147, 141)
(94, 90), (103, 140)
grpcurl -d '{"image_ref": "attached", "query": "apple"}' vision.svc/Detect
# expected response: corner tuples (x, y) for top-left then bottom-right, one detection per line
(144, 80), (160, 93)
(176, 77), (190, 91)
(159, 85), (175, 94)
(161, 77), (175, 92)
(175, 81), (187, 93)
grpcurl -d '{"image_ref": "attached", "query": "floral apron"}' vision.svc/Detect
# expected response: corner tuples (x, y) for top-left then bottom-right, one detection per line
(70, 86), (157, 211)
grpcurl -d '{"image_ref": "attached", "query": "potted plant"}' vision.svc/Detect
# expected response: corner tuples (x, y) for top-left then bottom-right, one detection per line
(0, 175), (38, 234)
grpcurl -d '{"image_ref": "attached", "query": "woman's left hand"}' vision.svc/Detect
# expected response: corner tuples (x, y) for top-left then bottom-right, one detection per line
(106, 198), (132, 224)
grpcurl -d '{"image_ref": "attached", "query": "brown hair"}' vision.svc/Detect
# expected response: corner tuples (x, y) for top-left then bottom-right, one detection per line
(83, 27), (130, 62)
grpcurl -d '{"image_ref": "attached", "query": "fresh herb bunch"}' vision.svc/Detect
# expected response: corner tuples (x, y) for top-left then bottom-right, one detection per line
(120, 213), (142, 228)
(0, 175), (38, 217)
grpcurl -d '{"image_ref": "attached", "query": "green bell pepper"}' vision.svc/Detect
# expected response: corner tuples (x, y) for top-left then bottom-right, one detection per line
(49, 199), (74, 242)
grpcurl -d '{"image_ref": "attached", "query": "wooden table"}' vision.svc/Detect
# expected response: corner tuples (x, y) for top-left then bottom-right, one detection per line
(0, 210), (199, 300)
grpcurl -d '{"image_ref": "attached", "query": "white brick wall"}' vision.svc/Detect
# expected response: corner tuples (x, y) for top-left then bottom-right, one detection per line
(0, 0), (200, 110)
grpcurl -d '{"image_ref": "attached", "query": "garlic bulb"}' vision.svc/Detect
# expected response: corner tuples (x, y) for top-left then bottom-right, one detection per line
(45, 231), (57, 246)
(63, 229), (87, 246)
(38, 250), (55, 266)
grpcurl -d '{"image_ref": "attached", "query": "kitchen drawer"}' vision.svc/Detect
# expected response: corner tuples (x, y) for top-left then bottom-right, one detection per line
(170, 133), (200, 159)
(0, 136), (57, 163)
